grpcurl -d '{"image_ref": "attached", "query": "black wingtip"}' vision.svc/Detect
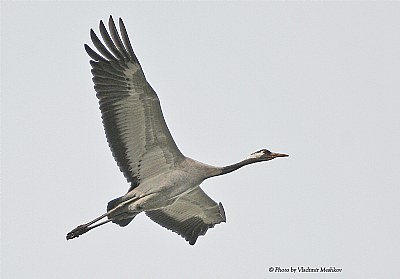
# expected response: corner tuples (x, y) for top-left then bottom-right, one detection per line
(89, 28), (96, 38)
(218, 202), (226, 222)
(119, 17), (125, 28)
(99, 19), (106, 30)
(84, 43), (104, 61)
(109, 16), (116, 29)
(117, 17), (139, 64)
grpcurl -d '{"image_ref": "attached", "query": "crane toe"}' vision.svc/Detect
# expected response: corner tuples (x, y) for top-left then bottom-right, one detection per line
(66, 224), (90, 240)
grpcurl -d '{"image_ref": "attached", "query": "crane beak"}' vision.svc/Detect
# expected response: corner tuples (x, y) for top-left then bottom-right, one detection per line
(271, 152), (289, 158)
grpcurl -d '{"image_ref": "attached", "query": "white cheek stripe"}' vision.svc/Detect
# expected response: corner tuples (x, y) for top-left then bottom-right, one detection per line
(246, 151), (264, 160)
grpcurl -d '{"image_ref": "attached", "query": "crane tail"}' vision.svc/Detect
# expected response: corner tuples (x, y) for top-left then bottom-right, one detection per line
(107, 196), (135, 227)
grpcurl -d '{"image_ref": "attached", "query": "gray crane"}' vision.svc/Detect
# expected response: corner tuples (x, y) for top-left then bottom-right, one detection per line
(66, 16), (288, 245)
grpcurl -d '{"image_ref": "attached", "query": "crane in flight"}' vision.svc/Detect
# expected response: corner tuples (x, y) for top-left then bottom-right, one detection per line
(66, 16), (288, 245)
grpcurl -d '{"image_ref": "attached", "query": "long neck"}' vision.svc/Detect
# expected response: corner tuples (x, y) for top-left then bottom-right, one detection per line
(212, 158), (259, 177)
(188, 157), (260, 180)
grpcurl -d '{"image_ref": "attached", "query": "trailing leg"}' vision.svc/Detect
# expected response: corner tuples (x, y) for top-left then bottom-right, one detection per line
(66, 195), (138, 240)
(66, 212), (111, 240)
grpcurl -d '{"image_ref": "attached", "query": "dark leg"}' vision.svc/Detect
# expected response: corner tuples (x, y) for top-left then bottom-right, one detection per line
(66, 195), (139, 240)
(66, 213), (111, 240)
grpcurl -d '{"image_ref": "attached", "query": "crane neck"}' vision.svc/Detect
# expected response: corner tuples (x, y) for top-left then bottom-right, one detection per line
(185, 157), (260, 180)
(216, 158), (259, 177)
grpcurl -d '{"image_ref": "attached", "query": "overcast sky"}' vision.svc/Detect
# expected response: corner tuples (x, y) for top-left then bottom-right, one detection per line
(2, 2), (400, 278)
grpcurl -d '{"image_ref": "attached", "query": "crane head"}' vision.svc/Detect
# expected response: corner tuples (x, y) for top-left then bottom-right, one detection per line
(247, 149), (289, 161)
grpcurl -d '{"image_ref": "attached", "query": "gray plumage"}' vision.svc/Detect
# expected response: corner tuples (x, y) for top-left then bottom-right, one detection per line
(66, 16), (288, 245)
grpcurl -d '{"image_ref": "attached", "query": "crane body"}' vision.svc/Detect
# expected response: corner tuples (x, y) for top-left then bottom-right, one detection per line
(66, 16), (288, 245)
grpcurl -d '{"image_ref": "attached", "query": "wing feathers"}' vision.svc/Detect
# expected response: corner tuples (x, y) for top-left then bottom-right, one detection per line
(86, 16), (183, 189)
(99, 20), (125, 61)
(108, 16), (131, 60)
(85, 44), (106, 62)
(90, 29), (116, 60)
(118, 17), (140, 64)
(90, 61), (127, 81)
(92, 76), (127, 87)
(145, 187), (226, 245)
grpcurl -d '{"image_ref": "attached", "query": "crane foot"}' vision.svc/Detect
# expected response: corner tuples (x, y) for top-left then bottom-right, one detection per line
(66, 224), (90, 240)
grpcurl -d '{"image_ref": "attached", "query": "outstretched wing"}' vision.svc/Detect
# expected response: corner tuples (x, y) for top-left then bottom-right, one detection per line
(85, 16), (184, 190)
(145, 187), (226, 245)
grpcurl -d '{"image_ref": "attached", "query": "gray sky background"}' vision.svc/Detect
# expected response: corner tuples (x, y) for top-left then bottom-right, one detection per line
(2, 2), (399, 278)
